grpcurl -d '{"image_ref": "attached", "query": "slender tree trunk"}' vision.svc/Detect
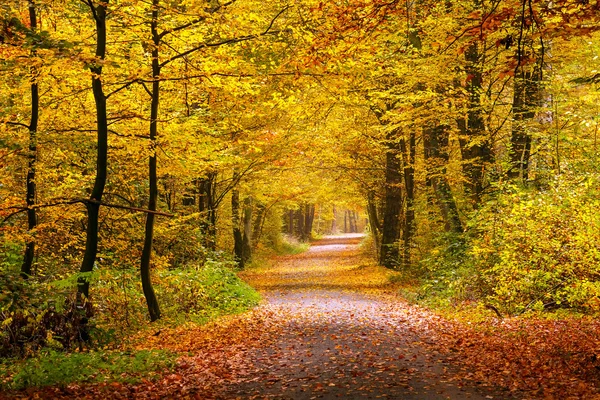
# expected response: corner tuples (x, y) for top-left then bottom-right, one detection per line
(252, 202), (265, 250)
(509, 68), (540, 180)
(379, 129), (403, 269)
(79, 0), (109, 298)
(198, 173), (217, 250)
(242, 196), (252, 263)
(296, 207), (305, 240)
(315, 204), (322, 234)
(367, 190), (381, 256)
(139, 0), (161, 321)
(400, 131), (416, 269)
(331, 205), (337, 234)
(231, 175), (244, 268)
(458, 42), (492, 205)
(424, 124), (463, 233)
(21, 0), (39, 278)
(304, 204), (314, 240)
(344, 210), (348, 233)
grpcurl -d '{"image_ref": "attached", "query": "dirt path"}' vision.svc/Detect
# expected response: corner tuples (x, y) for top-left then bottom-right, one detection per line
(220, 235), (515, 399)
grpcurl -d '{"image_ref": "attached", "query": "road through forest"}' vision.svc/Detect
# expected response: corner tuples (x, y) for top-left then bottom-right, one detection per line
(220, 235), (513, 399)
(19, 235), (520, 399)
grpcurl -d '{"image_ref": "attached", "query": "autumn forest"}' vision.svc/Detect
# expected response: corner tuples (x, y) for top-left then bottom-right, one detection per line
(1, 0), (600, 398)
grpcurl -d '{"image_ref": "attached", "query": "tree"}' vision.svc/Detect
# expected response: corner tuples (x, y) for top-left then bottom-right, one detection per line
(20, 0), (40, 278)
(78, 0), (109, 298)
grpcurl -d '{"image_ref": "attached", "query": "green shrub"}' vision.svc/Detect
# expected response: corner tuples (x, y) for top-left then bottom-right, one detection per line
(0, 244), (95, 357)
(93, 260), (261, 332)
(0, 349), (176, 390)
(156, 261), (261, 324)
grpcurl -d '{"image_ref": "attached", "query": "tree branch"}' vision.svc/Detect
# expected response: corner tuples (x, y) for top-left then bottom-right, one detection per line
(157, 0), (238, 40)
(160, 6), (291, 68)
(1, 197), (173, 226)
(4, 121), (31, 130)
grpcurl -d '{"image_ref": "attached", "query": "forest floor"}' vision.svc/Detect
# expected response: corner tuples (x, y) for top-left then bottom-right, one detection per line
(10, 235), (600, 399)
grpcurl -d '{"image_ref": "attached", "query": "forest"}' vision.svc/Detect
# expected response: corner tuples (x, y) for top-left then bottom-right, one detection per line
(1, 0), (600, 397)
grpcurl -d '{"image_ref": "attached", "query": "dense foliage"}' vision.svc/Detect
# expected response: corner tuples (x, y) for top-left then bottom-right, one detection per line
(1, 0), (600, 384)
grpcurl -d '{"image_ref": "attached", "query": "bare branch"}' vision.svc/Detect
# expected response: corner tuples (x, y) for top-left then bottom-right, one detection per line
(105, 79), (140, 99)
(1, 197), (172, 226)
(4, 121), (31, 130)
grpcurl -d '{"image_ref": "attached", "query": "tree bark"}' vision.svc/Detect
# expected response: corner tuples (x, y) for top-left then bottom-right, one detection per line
(79, 0), (109, 298)
(379, 129), (403, 269)
(21, 0), (39, 278)
(304, 204), (314, 240)
(295, 207), (305, 240)
(140, 0), (161, 321)
(231, 175), (244, 269)
(242, 196), (252, 263)
(344, 210), (348, 233)
(198, 173), (217, 250)
(424, 124), (463, 234)
(457, 42), (493, 205)
(400, 131), (416, 269)
(367, 190), (381, 256)
(509, 68), (540, 180)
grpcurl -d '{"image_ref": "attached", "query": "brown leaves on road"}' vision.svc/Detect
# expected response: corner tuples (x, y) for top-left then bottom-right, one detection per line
(10, 234), (600, 399)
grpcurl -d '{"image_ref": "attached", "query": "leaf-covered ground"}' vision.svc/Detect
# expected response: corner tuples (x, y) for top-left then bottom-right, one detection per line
(8, 235), (600, 399)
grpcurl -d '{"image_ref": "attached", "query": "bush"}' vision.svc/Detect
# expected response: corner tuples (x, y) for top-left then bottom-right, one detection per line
(93, 259), (261, 333)
(0, 243), (94, 357)
(156, 261), (261, 324)
(0, 239), (260, 357)
(470, 176), (600, 315)
(274, 235), (309, 255)
(0, 349), (176, 390)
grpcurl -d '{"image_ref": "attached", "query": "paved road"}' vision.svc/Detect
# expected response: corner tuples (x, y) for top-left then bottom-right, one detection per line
(224, 235), (515, 399)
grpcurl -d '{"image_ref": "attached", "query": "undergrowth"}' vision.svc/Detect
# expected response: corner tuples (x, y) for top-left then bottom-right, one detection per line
(399, 176), (600, 320)
(0, 349), (177, 390)
(274, 235), (310, 255)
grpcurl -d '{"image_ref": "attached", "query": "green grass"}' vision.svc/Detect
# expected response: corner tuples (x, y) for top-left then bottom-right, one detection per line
(0, 349), (177, 390)
(274, 237), (310, 255)
(156, 262), (262, 324)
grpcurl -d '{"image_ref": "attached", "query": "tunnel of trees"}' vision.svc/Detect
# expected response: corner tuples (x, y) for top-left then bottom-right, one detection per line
(1, 0), (600, 365)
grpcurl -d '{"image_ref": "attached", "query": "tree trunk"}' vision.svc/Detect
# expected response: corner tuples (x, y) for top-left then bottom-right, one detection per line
(295, 207), (305, 240)
(242, 196), (252, 263)
(458, 42), (492, 205)
(344, 210), (348, 233)
(78, 0), (109, 298)
(379, 129), (403, 269)
(509, 68), (540, 180)
(424, 124), (463, 234)
(400, 131), (416, 269)
(231, 177), (244, 269)
(21, 0), (39, 278)
(252, 202), (265, 250)
(304, 204), (314, 240)
(198, 173), (217, 250)
(331, 205), (337, 234)
(367, 190), (381, 256)
(140, 0), (161, 322)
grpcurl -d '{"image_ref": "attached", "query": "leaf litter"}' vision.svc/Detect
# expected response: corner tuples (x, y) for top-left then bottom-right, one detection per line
(8, 235), (600, 399)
